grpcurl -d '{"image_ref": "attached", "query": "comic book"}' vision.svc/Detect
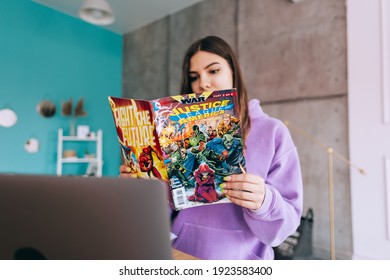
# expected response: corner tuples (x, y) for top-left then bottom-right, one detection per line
(108, 88), (246, 210)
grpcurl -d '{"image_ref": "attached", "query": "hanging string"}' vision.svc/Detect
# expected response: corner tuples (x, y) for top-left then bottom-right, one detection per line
(284, 120), (366, 260)
(284, 120), (367, 175)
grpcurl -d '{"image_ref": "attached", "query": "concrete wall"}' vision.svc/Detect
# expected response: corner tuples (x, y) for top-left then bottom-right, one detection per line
(123, 0), (350, 259)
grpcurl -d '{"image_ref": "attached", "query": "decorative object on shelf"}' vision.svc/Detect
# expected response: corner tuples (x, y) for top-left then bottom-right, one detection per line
(36, 99), (56, 118)
(0, 107), (18, 128)
(79, 0), (115, 26)
(63, 150), (77, 159)
(84, 153), (95, 159)
(85, 162), (98, 177)
(61, 98), (87, 136)
(24, 138), (39, 153)
(77, 125), (90, 138)
(284, 120), (366, 260)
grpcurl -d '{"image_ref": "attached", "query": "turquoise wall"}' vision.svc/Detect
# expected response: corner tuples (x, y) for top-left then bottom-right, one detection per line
(0, 0), (122, 176)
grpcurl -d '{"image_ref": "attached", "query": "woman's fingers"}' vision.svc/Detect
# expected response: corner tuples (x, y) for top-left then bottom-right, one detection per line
(226, 195), (263, 210)
(119, 165), (129, 173)
(224, 173), (264, 186)
(222, 173), (265, 210)
(120, 173), (137, 178)
(119, 165), (137, 178)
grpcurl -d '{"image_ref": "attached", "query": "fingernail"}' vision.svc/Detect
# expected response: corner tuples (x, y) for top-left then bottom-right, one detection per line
(223, 176), (231, 181)
(220, 183), (226, 189)
(126, 167), (131, 172)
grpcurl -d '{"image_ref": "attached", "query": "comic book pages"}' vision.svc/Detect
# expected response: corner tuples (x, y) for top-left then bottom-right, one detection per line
(108, 88), (246, 210)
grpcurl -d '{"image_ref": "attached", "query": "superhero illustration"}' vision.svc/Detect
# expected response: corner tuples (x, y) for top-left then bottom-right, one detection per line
(217, 113), (240, 137)
(189, 124), (207, 152)
(120, 144), (138, 173)
(139, 145), (164, 179)
(166, 146), (193, 188)
(188, 163), (219, 203)
(206, 125), (217, 141)
(205, 133), (245, 173)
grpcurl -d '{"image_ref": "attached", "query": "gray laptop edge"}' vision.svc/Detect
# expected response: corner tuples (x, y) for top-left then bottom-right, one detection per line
(0, 174), (172, 260)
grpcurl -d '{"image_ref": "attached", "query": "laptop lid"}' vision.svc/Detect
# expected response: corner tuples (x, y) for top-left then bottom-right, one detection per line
(0, 174), (172, 260)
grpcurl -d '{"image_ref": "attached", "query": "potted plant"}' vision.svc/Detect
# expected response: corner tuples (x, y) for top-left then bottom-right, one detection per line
(61, 98), (87, 136)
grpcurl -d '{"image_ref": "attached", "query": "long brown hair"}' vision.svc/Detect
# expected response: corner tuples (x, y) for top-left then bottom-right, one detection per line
(180, 36), (251, 142)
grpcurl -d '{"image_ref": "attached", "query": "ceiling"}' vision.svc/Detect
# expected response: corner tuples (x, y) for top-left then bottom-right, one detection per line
(32, 0), (205, 35)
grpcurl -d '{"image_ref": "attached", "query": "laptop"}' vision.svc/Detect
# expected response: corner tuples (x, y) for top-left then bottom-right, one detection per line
(0, 174), (172, 260)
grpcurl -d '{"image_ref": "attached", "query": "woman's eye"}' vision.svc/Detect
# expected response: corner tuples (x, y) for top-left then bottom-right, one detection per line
(189, 76), (198, 82)
(209, 69), (220, 74)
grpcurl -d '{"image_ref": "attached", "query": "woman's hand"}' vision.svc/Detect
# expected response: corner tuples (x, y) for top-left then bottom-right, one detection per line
(119, 164), (137, 178)
(222, 173), (266, 210)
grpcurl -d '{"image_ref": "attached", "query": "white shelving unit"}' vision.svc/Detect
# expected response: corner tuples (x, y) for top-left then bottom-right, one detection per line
(56, 128), (103, 177)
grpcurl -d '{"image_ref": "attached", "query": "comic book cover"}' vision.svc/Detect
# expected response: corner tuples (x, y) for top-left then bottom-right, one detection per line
(108, 97), (169, 181)
(150, 88), (246, 210)
(108, 88), (246, 210)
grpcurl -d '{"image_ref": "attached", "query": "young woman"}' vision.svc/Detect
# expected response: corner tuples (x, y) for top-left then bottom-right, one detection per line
(120, 36), (303, 260)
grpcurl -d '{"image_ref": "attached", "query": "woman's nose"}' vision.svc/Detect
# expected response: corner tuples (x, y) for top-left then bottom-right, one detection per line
(199, 76), (211, 90)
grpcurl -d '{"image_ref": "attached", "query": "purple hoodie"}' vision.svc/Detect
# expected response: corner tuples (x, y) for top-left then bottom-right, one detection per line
(171, 99), (303, 260)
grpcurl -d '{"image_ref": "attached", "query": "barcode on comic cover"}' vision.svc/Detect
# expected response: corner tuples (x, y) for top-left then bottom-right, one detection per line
(173, 187), (187, 207)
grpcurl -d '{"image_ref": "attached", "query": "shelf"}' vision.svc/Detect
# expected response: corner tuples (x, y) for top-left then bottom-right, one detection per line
(61, 158), (99, 163)
(57, 128), (103, 177)
(62, 136), (98, 141)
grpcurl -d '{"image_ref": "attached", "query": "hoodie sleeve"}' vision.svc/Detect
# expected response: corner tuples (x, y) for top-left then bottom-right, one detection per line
(243, 120), (303, 247)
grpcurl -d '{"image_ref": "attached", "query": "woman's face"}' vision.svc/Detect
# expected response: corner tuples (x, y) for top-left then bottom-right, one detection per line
(189, 51), (233, 93)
